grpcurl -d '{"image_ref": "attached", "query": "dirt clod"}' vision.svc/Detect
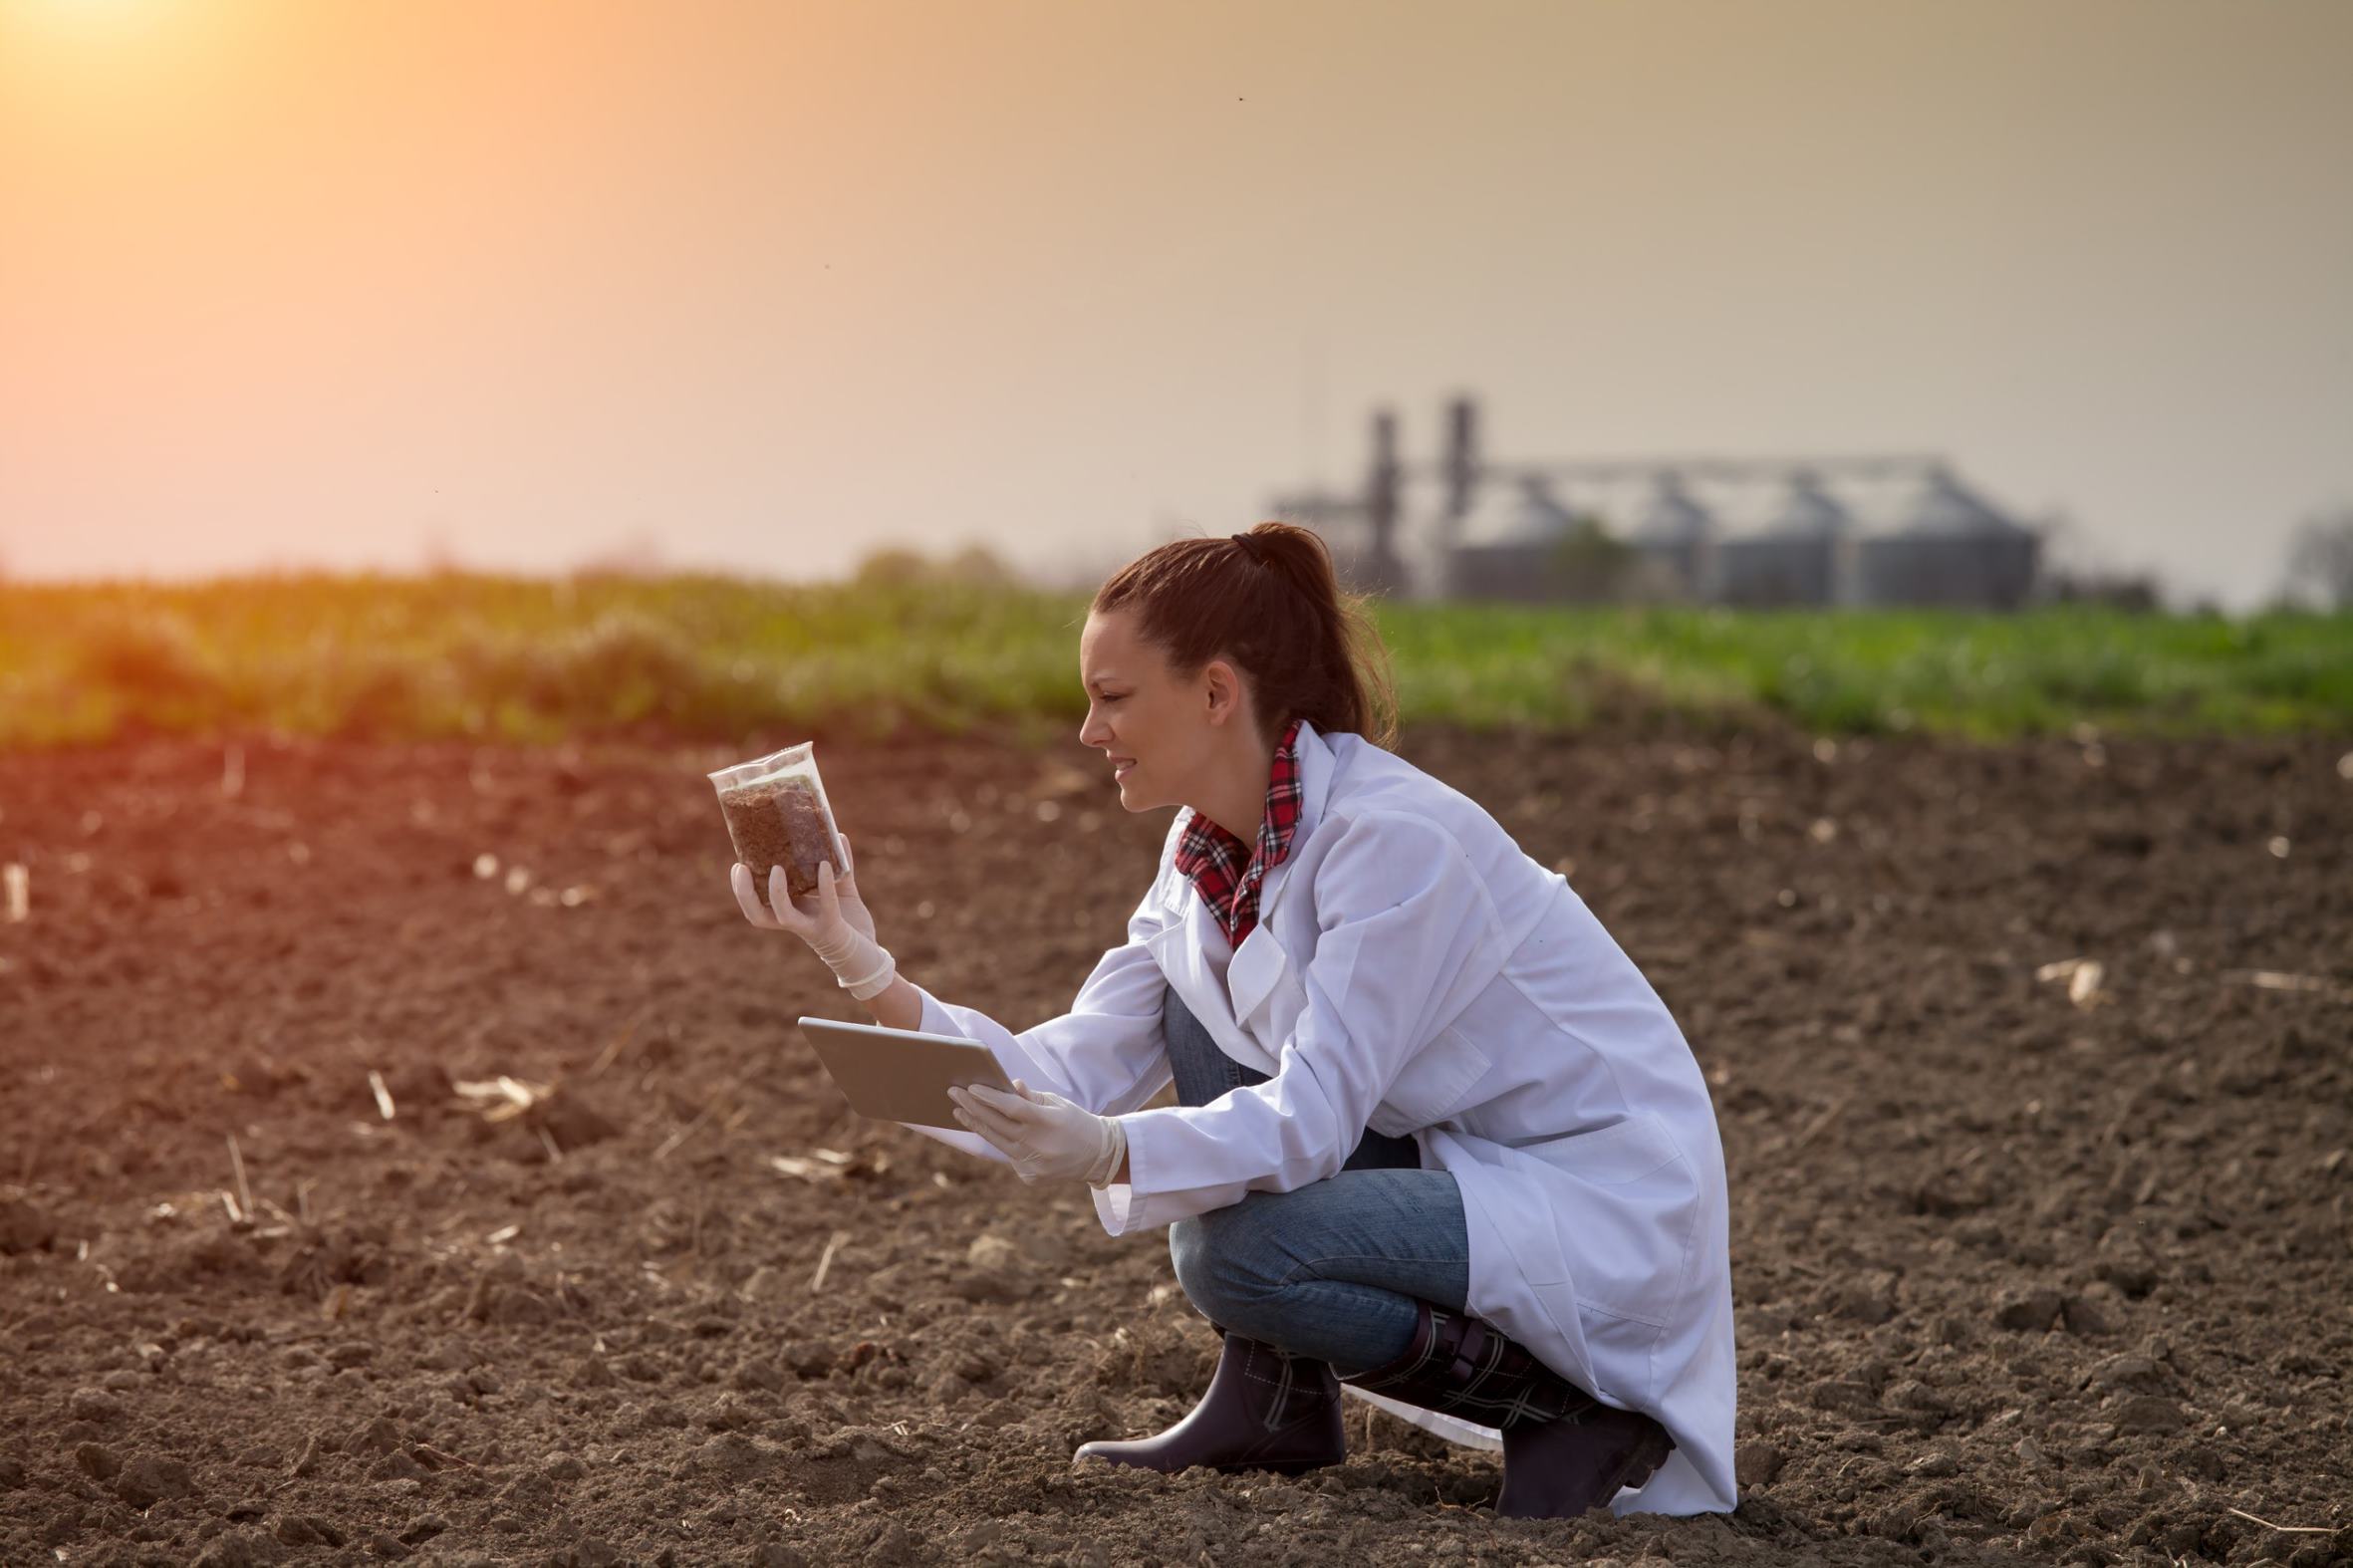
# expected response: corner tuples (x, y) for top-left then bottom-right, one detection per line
(1992, 1285), (2065, 1332)
(2110, 1395), (2187, 1435)
(0, 1194), (56, 1254)
(2057, 1292), (2115, 1337)
(272, 1514), (330, 1547)
(398, 1513), (449, 1545)
(114, 1453), (196, 1509)
(190, 1528), (282, 1568)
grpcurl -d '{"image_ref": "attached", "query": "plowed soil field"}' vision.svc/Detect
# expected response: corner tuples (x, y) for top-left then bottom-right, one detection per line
(2, 724), (2348, 1567)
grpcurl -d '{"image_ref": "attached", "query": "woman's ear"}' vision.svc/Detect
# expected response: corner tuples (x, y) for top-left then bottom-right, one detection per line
(1201, 657), (1241, 727)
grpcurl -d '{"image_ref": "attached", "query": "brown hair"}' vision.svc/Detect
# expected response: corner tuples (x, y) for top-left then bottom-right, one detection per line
(1091, 521), (1400, 750)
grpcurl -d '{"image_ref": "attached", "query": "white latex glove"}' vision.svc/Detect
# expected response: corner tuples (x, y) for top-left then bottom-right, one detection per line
(947, 1079), (1127, 1187)
(728, 834), (896, 999)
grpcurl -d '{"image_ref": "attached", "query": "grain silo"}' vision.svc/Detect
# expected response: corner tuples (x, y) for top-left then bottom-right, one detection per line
(1440, 475), (1592, 602)
(1855, 466), (2039, 608)
(1715, 468), (1856, 607)
(1629, 473), (1720, 600)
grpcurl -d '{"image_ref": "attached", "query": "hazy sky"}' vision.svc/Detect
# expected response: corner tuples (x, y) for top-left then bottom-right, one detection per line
(4, 0), (2348, 608)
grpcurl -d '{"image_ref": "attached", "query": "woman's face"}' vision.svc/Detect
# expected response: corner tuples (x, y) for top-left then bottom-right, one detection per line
(1077, 608), (1248, 813)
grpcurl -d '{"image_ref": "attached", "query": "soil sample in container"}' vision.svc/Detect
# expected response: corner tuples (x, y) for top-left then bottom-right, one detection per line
(709, 742), (844, 912)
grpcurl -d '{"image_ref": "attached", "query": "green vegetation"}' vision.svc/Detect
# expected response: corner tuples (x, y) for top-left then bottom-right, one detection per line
(1, 573), (2346, 748)
(1384, 601), (2352, 740)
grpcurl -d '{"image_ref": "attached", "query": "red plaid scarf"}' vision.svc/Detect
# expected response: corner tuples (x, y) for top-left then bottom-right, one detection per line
(1173, 717), (1306, 949)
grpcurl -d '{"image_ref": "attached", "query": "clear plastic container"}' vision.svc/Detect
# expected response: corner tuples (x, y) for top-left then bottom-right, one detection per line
(709, 741), (845, 912)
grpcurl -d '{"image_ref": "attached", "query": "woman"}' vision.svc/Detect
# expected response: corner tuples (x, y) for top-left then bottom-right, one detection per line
(729, 523), (1736, 1519)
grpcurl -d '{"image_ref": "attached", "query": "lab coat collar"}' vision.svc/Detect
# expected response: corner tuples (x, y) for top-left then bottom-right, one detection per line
(1251, 717), (1333, 931)
(1146, 719), (1339, 1077)
(1149, 895), (1280, 1075)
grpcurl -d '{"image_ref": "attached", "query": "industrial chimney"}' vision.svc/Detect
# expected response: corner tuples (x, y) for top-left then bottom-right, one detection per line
(1442, 394), (1480, 523)
(1366, 407), (1402, 590)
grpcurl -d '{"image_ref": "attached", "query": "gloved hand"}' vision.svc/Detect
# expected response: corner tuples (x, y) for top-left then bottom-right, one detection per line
(729, 834), (896, 1000)
(948, 1079), (1128, 1187)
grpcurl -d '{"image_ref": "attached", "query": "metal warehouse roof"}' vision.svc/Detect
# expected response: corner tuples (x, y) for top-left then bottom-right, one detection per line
(1444, 463), (2026, 548)
(1448, 475), (1582, 548)
(1633, 473), (1718, 541)
(1898, 465), (2030, 536)
(1762, 468), (1853, 537)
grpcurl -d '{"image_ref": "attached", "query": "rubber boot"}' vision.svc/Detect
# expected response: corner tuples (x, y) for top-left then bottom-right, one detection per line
(1074, 1331), (1346, 1477)
(1340, 1301), (1675, 1518)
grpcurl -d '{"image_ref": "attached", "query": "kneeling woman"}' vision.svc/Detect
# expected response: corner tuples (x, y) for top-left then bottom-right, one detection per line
(730, 523), (1735, 1518)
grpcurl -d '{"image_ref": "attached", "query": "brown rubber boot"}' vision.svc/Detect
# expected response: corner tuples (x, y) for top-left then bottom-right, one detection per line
(1074, 1331), (1345, 1477)
(1340, 1301), (1675, 1518)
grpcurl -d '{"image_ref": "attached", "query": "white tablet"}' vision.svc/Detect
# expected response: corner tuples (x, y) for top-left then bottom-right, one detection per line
(795, 1016), (1017, 1130)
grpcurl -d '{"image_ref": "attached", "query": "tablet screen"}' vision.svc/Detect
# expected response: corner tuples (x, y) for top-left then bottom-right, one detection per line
(796, 1017), (1016, 1130)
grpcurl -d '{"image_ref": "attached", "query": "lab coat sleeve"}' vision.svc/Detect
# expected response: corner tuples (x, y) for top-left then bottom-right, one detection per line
(894, 847), (1180, 1164)
(1094, 809), (1502, 1235)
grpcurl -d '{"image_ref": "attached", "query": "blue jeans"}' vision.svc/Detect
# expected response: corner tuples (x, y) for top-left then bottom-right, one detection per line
(1161, 986), (1470, 1377)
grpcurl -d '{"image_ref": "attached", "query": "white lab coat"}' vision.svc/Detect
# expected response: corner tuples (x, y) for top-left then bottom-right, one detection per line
(901, 719), (1736, 1516)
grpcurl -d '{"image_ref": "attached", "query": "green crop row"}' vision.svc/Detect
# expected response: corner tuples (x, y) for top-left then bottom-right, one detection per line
(1, 573), (2346, 748)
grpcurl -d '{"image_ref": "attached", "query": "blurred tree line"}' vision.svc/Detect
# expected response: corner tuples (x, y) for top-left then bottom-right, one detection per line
(850, 542), (1019, 588)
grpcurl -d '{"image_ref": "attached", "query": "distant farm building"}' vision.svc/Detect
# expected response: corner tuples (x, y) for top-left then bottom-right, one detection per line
(1270, 397), (2042, 609)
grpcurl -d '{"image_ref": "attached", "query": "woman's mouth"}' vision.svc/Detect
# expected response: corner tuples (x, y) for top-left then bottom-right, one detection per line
(1112, 757), (1136, 782)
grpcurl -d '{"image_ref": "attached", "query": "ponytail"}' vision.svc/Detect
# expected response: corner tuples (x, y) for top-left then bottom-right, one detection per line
(1092, 521), (1401, 751)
